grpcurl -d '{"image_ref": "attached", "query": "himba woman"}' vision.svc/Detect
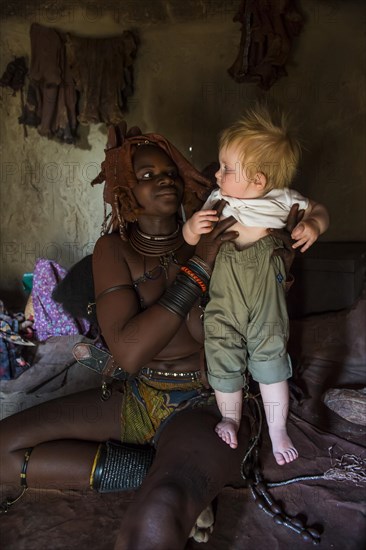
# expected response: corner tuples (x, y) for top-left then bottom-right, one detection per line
(0, 124), (298, 549)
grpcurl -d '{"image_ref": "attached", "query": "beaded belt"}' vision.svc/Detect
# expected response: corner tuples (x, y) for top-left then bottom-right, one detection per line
(140, 367), (201, 382)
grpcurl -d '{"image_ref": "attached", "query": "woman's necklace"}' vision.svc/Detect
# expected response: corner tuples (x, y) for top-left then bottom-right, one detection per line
(129, 222), (184, 277)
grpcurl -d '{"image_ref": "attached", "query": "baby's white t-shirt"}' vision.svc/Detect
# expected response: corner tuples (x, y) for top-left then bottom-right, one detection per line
(203, 188), (309, 228)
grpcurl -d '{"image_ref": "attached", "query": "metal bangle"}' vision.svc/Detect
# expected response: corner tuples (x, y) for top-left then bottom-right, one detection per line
(158, 274), (201, 318)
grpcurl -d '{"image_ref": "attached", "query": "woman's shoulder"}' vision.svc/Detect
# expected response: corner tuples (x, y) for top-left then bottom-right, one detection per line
(95, 231), (122, 245)
(93, 231), (136, 293)
(93, 232), (136, 276)
(94, 231), (130, 256)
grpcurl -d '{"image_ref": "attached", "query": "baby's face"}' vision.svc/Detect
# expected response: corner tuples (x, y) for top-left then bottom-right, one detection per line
(215, 144), (263, 200)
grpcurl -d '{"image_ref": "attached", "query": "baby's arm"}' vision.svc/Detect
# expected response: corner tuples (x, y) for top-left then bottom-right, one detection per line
(182, 210), (219, 246)
(291, 199), (329, 252)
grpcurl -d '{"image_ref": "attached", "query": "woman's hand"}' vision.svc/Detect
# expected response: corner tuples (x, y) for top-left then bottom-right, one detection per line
(195, 200), (238, 269)
(269, 203), (305, 276)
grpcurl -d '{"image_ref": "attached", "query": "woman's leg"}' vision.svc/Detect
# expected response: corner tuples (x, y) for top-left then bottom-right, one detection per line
(0, 387), (123, 495)
(115, 405), (250, 550)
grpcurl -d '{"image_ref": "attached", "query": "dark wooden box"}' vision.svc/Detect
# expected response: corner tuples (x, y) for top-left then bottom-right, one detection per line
(287, 242), (366, 318)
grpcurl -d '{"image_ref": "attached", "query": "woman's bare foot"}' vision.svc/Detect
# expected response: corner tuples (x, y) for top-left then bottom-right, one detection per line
(268, 426), (298, 465)
(215, 419), (239, 449)
(189, 504), (215, 543)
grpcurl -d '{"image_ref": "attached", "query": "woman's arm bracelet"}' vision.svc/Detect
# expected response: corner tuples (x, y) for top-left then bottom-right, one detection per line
(157, 258), (211, 318)
(187, 255), (212, 278)
(180, 266), (207, 292)
(181, 256), (212, 291)
(158, 272), (202, 318)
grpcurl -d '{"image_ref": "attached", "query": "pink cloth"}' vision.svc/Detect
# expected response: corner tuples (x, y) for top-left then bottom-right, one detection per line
(32, 258), (90, 341)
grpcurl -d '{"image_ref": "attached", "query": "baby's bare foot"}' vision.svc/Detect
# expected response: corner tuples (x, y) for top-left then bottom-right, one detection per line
(268, 426), (298, 465)
(215, 419), (239, 449)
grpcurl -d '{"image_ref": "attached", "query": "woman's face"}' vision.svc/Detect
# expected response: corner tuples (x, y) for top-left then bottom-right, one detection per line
(132, 145), (184, 216)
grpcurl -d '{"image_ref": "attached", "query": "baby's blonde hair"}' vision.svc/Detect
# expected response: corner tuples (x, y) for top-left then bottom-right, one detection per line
(219, 105), (301, 190)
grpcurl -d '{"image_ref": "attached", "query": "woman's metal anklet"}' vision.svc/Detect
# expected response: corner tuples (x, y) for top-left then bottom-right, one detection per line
(0, 447), (33, 514)
(90, 440), (155, 492)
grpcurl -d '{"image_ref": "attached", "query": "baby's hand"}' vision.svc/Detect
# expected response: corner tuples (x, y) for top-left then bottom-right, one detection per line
(189, 210), (219, 235)
(291, 219), (320, 252)
(183, 210), (219, 245)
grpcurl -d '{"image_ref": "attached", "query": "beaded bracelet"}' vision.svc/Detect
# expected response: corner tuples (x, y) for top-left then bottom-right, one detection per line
(184, 256), (211, 288)
(180, 266), (207, 293)
(187, 261), (210, 282)
(158, 256), (211, 318)
(188, 255), (212, 278)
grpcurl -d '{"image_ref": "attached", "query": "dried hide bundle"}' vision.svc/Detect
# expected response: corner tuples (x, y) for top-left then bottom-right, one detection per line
(228, 0), (304, 90)
(67, 31), (138, 126)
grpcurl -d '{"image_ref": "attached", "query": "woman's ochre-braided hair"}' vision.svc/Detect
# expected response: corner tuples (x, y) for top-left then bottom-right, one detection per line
(91, 122), (213, 236)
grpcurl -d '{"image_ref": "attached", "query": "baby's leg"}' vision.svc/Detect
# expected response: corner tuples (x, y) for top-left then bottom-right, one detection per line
(214, 390), (242, 449)
(259, 380), (298, 465)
